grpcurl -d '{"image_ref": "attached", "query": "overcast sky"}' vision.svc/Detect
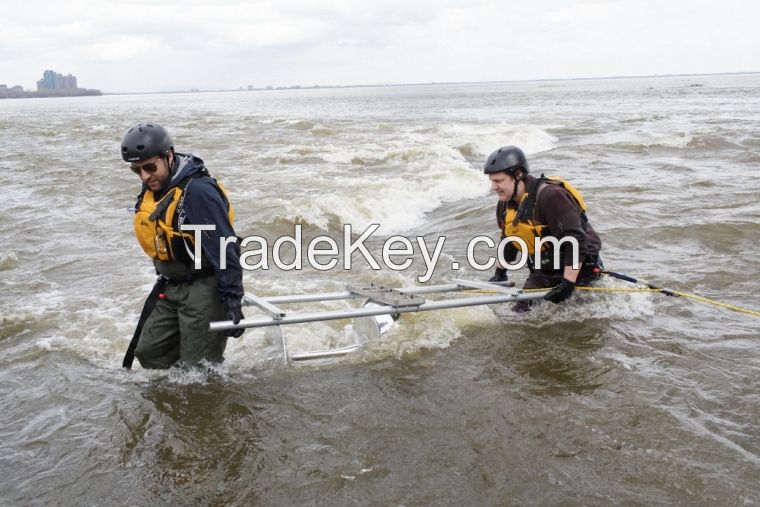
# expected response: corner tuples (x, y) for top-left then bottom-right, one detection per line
(1, 0), (758, 93)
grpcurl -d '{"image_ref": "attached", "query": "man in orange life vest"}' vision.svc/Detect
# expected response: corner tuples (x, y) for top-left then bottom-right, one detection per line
(121, 123), (244, 369)
(484, 146), (602, 312)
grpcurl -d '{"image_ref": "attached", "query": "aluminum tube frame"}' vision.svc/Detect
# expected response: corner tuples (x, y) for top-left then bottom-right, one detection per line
(211, 289), (547, 332)
(243, 281), (515, 306)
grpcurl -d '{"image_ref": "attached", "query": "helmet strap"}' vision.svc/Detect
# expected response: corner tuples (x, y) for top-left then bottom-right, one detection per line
(508, 171), (524, 202)
(165, 150), (176, 176)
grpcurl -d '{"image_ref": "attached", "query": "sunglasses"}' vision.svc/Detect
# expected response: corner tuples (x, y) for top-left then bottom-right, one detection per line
(130, 161), (160, 175)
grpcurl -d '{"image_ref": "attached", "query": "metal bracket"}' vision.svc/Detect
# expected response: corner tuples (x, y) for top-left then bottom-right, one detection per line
(244, 293), (287, 320)
(346, 283), (426, 307)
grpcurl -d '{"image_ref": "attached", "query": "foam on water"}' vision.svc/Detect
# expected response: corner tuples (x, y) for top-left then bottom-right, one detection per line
(492, 278), (657, 326)
(234, 121), (559, 233)
(360, 305), (502, 361)
(302, 171), (486, 234)
(440, 123), (560, 159)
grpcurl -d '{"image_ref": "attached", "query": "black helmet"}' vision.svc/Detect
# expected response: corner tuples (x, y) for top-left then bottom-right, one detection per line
(121, 123), (173, 162)
(483, 146), (529, 175)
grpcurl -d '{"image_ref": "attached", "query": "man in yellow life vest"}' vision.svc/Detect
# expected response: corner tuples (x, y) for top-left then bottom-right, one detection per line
(121, 123), (244, 369)
(484, 146), (603, 312)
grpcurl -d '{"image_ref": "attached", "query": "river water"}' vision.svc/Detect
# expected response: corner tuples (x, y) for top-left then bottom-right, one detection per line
(1, 74), (759, 505)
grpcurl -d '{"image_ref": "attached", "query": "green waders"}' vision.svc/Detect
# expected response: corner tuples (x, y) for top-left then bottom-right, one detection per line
(135, 261), (228, 369)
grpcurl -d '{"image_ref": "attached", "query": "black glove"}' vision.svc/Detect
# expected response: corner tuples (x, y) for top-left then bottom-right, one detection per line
(543, 278), (575, 304)
(488, 267), (508, 283)
(224, 300), (245, 338)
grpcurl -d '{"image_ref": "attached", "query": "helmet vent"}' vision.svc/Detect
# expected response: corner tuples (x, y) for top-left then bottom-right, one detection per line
(136, 144), (145, 151)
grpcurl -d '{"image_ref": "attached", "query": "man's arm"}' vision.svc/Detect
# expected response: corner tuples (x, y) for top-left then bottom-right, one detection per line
(183, 179), (244, 306)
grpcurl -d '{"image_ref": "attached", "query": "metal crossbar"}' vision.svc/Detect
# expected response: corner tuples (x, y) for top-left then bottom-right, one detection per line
(246, 293), (287, 320)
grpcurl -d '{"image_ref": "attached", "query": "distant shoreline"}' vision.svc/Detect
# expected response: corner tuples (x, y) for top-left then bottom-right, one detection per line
(101, 70), (760, 96)
(0, 88), (102, 100)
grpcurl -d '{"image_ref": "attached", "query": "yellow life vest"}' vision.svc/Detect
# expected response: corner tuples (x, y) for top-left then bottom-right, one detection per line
(502, 176), (587, 256)
(133, 177), (234, 262)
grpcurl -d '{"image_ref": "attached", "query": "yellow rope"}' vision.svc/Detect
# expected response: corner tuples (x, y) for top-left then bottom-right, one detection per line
(522, 287), (660, 293)
(669, 290), (760, 318)
(568, 287), (662, 293)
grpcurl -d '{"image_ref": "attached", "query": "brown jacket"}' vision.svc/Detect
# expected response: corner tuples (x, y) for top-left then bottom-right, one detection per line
(496, 174), (602, 269)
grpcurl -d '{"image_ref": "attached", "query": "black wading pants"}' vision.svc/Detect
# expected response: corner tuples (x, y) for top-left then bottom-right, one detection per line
(135, 261), (228, 369)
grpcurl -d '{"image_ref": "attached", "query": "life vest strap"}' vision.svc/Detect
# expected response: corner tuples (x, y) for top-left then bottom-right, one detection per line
(148, 192), (175, 221)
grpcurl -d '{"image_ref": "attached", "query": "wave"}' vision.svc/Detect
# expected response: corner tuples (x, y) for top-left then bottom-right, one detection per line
(568, 123), (747, 153)
(609, 132), (693, 150)
(0, 251), (18, 270)
(237, 123), (558, 234)
(437, 123), (559, 160)
(252, 167), (486, 234)
(686, 134), (743, 151)
(638, 221), (760, 240)
(738, 152), (760, 164)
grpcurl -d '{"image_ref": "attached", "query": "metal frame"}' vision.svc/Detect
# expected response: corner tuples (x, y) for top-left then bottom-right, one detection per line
(210, 279), (548, 364)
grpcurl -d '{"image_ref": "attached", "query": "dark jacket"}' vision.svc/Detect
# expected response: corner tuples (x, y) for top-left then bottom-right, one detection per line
(151, 153), (244, 306)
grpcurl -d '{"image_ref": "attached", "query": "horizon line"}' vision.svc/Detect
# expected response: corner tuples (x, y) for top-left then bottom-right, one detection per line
(103, 70), (760, 96)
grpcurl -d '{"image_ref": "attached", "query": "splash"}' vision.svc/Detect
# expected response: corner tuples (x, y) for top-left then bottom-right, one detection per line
(491, 277), (657, 325)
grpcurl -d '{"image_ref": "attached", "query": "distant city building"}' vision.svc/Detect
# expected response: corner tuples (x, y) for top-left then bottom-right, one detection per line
(0, 85), (21, 98)
(1, 70), (100, 99)
(37, 69), (78, 92)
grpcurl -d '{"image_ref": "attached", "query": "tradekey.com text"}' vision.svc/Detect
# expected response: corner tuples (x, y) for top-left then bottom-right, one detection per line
(181, 224), (580, 283)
